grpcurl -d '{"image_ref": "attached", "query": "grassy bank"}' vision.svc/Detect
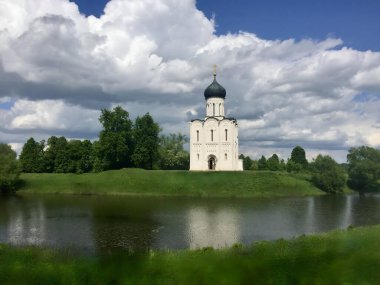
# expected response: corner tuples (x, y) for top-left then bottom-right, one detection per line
(19, 169), (323, 197)
(1, 225), (380, 284)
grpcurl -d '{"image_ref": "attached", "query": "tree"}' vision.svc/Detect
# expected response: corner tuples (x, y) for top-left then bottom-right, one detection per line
(65, 140), (93, 173)
(286, 159), (302, 173)
(258, 155), (267, 170)
(77, 140), (93, 173)
(0, 144), (20, 192)
(132, 113), (160, 169)
(310, 154), (346, 193)
(44, 136), (69, 173)
(96, 106), (134, 170)
(267, 154), (280, 171)
(19, 138), (45, 173)
(239, 154), (253, 170)
(158, 133), (189, 170)
(290, 146), (308, 169)
(347, 146), (380, 193)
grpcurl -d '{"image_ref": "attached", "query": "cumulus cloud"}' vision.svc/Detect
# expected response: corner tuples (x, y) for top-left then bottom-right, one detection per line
(0, 0), (379, 162)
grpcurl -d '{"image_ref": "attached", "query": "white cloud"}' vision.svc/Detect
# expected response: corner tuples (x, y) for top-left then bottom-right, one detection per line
(0, 0), (379, 161)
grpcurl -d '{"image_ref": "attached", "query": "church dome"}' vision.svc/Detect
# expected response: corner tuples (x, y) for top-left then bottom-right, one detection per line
(204, 75), (226, 100)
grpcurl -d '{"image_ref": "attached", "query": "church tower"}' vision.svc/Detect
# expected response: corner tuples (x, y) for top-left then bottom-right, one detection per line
(189, 69), (243, 171)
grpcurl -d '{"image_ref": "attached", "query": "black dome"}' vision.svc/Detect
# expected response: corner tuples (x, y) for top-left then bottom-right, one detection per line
(204, 75), (226, 100)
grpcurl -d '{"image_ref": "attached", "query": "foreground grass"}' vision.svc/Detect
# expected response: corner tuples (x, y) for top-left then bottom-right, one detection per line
(1, 225), (380, 285)
(19, 169), (323, 197)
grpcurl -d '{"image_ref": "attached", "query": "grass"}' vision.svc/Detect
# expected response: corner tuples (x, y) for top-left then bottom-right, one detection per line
(18, 169), (325, 197)
(1, 225), (380, 284)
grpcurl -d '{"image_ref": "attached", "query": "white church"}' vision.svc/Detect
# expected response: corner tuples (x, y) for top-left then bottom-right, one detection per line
(189, 70), (243, 171)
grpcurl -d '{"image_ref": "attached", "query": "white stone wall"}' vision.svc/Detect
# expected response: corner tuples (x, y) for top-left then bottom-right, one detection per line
(206, 97), (225, 118)
(190, 98), (243, 171)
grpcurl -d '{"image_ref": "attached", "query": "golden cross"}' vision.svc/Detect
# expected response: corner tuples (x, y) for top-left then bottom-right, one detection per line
(213, 64), (217, 76)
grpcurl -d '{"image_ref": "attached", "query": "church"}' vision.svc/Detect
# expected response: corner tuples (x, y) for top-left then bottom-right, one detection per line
(189, 70), (243, 171)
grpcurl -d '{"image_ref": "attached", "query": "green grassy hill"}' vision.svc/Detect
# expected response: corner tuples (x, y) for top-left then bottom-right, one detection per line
(19, 169), (324, 197)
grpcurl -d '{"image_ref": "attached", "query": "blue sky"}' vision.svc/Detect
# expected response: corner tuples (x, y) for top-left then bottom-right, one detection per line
(72, 0), (380, 51)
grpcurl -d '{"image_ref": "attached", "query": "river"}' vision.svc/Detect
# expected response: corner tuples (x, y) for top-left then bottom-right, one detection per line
(1, 194), (380, 253)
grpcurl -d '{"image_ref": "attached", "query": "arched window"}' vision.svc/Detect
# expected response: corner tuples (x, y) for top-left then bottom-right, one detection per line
(225, 129), (228, 141)
(197, 154), (200, 160)
(219, 103), (221, 115)
(225, 153), (227, 160)
(196, 130), (199, 142)
(213, 103), (215, 116)
(211, 130), (214, 142)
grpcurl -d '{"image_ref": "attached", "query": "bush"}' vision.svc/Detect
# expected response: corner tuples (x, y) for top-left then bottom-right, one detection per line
(0, 144), (21, 192)
(310, 154), (346, 193)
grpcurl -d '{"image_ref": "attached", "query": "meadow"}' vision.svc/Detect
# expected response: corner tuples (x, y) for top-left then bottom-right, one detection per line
(19, 168), (325, 197)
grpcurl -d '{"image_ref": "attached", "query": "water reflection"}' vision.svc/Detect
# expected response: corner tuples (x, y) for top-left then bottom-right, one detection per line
(0, 194), (380, 253)
(187, 207), (240, 249)
(8, 200), (46, 245)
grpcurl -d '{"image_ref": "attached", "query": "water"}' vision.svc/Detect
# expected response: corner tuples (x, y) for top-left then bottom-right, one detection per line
(1, 194), (380, 254)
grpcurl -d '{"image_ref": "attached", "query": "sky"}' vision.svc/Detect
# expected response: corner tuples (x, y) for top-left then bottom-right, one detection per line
(0, 0), (379, 163)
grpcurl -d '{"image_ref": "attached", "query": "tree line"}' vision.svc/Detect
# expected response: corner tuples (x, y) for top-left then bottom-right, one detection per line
(239, 145), (380, 195)
(18, 106), (189, 174)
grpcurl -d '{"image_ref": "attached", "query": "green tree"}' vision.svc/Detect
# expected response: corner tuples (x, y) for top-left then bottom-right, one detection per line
(77, 140), (93, 173)
(96, 106), (134, 170)
(44, 136), (69, 173)
(279, 159), (286, 171)
(132, 113), (160, 169)
(158, 133), (189, 170)
(267, 154), (280, 171)
(0, 144), (20, 192)
(239, 154), (253, 170)
(347, 146), (380, 193)
(258, 155), (267, 170)
(19, 138), (45, 173)
(286, 159), (302, 173)
(290, 146), (308, 169)
(310, 154), (346, 193)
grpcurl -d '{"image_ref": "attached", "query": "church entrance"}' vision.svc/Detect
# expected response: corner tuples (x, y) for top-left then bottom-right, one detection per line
(208, 156), (216, 170)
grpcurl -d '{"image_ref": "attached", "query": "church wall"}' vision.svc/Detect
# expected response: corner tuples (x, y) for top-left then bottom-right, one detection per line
(206, 98), (225, 117)
(190, 118), (242, 171)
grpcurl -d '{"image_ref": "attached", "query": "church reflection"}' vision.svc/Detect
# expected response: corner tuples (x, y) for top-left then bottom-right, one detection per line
(186, 207), (240, 249)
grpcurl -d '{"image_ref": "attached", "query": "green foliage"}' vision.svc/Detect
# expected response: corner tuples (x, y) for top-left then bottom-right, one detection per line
(239, 154), (254, 170)
(347, 146), (380, 193)
(132, 113), (160, 169)
(1, 225), (380, 285)
(96, 106), (134, 170)
(258, 155), (267, 170)
(310, 154), (346, 193)
(44, 136), (69, 173)
(66, 140), (93, 173)
(158, 133), (189, 170)
(19, 138), (45, 173)
(286, 159), (302, 173)
(267, 154), (280, 171)
(0, 144), (20, 192)
(290, 146), (308, 169)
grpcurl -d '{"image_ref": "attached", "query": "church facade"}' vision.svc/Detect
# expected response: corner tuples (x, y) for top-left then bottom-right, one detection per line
(189, 72), (243, 171)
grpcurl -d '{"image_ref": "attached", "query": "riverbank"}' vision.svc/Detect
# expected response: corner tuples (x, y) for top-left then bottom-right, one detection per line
(19, 169), (325, 197)
(1, 225), (379, 285)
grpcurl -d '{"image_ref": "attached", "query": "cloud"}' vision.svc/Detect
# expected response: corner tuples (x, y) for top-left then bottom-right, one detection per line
(0, 0), (379, 162)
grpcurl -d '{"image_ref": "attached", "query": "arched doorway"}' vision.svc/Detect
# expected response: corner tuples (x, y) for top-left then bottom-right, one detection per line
(208, 155), (216, 170)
